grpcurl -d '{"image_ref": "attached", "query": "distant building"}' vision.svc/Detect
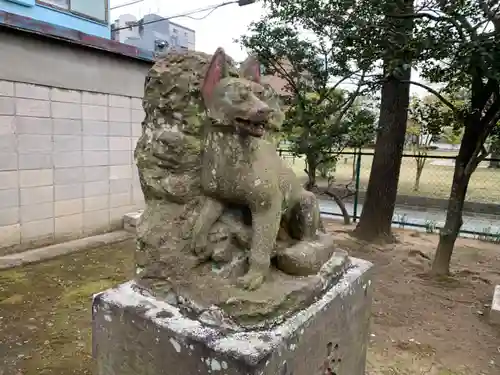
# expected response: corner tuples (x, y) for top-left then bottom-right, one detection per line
(0, 0), (110, 38)
(111, 13), (195, 54)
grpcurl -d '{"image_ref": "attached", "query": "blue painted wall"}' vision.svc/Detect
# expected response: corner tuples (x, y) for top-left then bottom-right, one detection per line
(0, 0), (110, 39)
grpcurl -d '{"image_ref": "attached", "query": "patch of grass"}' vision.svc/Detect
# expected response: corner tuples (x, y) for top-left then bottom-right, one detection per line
(285, 151), (500, 204)
(0, 240), (136, 375)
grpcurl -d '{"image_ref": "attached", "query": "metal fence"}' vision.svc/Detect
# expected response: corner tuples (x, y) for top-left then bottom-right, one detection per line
(278, 149), (500, 241)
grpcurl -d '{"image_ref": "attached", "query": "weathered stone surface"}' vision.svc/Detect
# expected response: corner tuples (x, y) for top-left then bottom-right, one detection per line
(490, 285), (500, 325)
(92, 257), (373, 375)
(130, 47), (345, 327)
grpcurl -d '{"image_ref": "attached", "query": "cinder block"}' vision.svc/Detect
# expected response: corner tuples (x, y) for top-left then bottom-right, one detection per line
(131, 122), (142, 137)
(15, 98), (50, 117)
(0, 97), (15, 115)
(123, 210), (142, 232)
(20, 186), (54, 206)
(84, 166), (109, 182)
(110, 179), (132, 195)
(83, 105), (108, 121)
(0, 152), (18, 171)
(109, 122), (131, 136)
(84, 195), (109, 212)
(132, 187), (145, 205)
(0, 80), (14, 97)
(132, 108), (145, 123)
(110, 165), (132, 180)
(0, 171), (18, 190)
(54, 167), (84, 184)
(0, 207), (19, 226)
(19, 169), (53, 187)
(0, 189), (19, 209)
(0, 115), (15, 135)
(0, 224), (21, 247)
(109, 137), (130, 151)
(490, 285), (500, 325)
(51, 102), (82, 119)
(15, 82), (50, 100)
(108, 95), (131, 108)
(51, 88), (81, 103)
(109, 205), (136, 228)
(110, 151), (131, 165)
(131, 137), (140, 149)
(55, 183), (83, 201)
(55, 213), (83, 237)
(54, 135), (82, 152)
(109, 107), (131, 122)
(53, 151), (83, 168)
(55, 199), (83, 217)
(21, 219), (54, 242)
(84, 181), (109, 197)
(53, 119), (82, 135)
(20, 202), (54, 223)
(84, 209), (110, 234)
(82, 92), (107, 106)
(83, 136), (108, 151)
(0, 153), (17, 171)
(84, 151), (109, 167)
(110, 192), (131, 208)
(18, 134), (52, 153)
(15, 116), (52, 134)
(0, 134), (16, 153)
(83, 120), (108, 135)
(19, 153), (52, 170)
(131, 97), (142, 110)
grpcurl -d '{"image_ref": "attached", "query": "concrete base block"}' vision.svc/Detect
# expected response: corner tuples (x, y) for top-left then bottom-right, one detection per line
(490, 285), (500, 325)
(122, 210), (143, 233)
(92, 257), (373, 375)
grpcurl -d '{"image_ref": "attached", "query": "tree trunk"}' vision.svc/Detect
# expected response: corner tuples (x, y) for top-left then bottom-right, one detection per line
(413, 160), (424, 191)
(431, 119), (481, 276)
(352, 0), (413, 242)
(431, 166), (471, 275)
(305, 154), (318, 190)
(353, 74), (411, 241)
(324, 189), (351, 225)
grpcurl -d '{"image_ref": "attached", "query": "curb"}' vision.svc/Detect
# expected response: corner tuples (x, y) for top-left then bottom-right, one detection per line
(0, 230), (133, 270)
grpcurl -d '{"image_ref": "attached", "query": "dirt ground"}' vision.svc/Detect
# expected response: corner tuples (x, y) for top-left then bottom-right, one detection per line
(1, 223), (500, 375)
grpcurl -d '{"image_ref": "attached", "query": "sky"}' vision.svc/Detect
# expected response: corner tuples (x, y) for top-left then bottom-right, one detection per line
(109, 0), (428, 96)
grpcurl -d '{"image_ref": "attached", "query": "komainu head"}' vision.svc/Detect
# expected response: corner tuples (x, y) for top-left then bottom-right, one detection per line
(201, 48), (285, 137)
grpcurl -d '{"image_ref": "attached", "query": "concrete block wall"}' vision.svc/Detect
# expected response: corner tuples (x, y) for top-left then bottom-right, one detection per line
(0, 80), (145, 254)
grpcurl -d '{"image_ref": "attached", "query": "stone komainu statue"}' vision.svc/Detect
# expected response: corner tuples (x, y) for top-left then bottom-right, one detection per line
(133, 48), (342, 328)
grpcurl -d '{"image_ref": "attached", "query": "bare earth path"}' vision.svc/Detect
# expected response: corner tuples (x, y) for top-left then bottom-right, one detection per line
(1, 223), (500, 374)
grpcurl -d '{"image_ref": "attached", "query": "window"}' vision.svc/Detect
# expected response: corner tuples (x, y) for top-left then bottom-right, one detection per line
(37, 0), (108, 23)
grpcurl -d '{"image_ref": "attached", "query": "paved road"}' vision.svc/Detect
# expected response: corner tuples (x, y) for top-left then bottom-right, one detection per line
(318, 199), (500, 238)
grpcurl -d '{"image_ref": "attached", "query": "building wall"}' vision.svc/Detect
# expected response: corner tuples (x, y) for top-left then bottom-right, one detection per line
(0, 29), (151, 255)
(112, 13), (195, 52)
(0, 0), (110, 38)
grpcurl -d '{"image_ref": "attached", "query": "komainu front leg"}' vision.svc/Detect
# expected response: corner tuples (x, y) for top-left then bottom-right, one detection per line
(188, 198), (224, 257)
(238, 196), (282, 290)
(289, 191), (324, 240)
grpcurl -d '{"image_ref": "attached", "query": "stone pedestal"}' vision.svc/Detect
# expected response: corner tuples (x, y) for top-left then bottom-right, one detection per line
(92, 257), (373, 375)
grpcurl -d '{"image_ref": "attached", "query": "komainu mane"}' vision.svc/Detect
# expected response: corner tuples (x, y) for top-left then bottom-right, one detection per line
(134, 48), (347, 329)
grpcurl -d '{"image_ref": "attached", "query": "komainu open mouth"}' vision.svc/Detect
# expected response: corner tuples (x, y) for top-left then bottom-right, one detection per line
(236, 118), (266, 137)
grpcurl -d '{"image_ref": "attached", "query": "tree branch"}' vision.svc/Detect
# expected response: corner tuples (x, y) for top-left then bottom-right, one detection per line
(402, 80), (458, 112)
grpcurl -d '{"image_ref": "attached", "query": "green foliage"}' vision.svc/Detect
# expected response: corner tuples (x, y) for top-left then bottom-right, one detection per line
(240, 3), (376, 187)
(407, 95), (451, 149)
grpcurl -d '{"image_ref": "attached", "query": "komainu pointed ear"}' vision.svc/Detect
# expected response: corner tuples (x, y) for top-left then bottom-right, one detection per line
(202, 47), (228, 104)
(240, 55), (261, 83)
